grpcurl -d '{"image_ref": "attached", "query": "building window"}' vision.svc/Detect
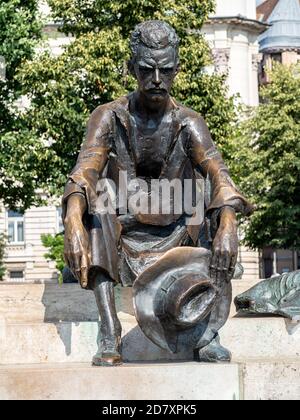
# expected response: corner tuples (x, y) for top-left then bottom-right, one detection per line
(7, 210), (24, 243)
(56, 207), (64, 233)
(10, 270), (24, 280)
(271, 53), (282, 63)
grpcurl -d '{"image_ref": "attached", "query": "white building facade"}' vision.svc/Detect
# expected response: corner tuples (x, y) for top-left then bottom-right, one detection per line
(0, 204), (62, 283)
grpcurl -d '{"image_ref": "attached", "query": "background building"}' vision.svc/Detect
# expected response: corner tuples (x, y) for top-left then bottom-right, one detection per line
(0, 204), (62, 283)
(202, 0), (266, 280)
(202, 0), (267, 106)
(258, 0), (300, 86)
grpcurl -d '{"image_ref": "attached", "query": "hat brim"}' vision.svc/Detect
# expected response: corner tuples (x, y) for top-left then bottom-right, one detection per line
(133, 247), (215, 352)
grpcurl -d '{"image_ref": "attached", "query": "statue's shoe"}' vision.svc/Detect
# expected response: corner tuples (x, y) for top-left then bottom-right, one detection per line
(92, 351), (123, 367)
(194, 337), (232, 363)
(92, 336), (123, 367)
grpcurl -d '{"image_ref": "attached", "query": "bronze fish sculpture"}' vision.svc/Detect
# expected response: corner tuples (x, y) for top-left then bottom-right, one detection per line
(235, 270), (300, 321)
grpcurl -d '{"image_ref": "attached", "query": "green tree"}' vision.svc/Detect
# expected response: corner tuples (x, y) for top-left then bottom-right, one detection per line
(6, 0), (237, 208)
(41, 233), (64, 283)
(0, 233), (6, 281)
(0, 1), (43, 210)
(231, 63), (300, 250)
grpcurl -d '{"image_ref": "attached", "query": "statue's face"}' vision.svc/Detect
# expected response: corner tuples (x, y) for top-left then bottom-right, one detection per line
(133, 44), (178, 103)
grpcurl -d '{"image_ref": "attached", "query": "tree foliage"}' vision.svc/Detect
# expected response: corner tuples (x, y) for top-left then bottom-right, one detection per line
(0, 0), (42, 114)
(41, 233), (64, 283)
(1, 0), (237, 209)
(0, 0), (43, 210)
(231, 63), (300, 250)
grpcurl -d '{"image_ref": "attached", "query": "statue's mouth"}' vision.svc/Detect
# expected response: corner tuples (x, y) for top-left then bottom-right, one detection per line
(234, 296), (255, 312)
(148, 89), (166, 94)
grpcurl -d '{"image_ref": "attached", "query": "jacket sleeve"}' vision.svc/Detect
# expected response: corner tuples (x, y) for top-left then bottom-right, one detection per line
(188, 116), (254, 217)
(62, 105), (113, 219)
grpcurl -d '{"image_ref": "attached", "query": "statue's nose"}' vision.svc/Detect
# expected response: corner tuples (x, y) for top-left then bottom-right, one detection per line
(153, 68), (161, 86)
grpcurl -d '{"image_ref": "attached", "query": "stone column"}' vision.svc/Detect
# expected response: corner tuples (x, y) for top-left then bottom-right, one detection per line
(251, 53), (262, 106)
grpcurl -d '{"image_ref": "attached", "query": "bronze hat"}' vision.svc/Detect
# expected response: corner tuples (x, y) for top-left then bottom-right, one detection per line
(133, 247), (217, 353)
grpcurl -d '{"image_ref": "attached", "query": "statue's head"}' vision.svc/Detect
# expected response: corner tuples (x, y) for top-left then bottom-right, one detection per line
(129, 20), (180, 103)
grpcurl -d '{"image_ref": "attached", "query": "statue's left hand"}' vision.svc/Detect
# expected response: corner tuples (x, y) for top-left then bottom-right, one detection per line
(63, 194), (91, 288)
(210, 207), (238, 284)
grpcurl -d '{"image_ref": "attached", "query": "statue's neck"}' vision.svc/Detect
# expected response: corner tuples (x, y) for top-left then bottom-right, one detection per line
(131, 91), (171, 121)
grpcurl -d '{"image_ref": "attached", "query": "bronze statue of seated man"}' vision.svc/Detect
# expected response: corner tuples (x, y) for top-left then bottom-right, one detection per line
(62, 20), (253, 366)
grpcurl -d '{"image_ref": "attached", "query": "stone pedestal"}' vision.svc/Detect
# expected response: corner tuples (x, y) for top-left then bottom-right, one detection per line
(1, 281), (300, 400)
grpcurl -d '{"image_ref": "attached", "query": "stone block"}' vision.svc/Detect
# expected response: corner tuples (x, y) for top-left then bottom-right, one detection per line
(0, 283), (133, 323)
(222, 317), (300, 362)
(241, 361), (300, 400)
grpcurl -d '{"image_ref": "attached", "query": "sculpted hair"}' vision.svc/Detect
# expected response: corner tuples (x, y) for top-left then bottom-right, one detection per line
(130, 20), (179, 61)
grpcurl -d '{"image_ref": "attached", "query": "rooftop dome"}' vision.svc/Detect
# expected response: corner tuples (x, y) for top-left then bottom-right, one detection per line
(259, 0), (300, 52)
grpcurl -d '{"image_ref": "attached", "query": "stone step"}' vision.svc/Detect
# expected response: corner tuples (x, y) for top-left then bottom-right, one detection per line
(0, 362), (241, 400)
(1, 361), (300, 400)
(0, 280), (259, 323)
(1, 316), (299, 365)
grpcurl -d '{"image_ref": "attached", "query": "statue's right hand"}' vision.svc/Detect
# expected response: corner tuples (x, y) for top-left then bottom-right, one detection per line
(64, 213), (91, 288)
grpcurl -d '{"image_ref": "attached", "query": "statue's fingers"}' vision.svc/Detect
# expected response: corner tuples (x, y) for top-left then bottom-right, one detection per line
(221, 252), (231, 282)
(225, 252), (232, 271)
(228, 254), (238, 280)
(74, 269), (82, 282)
(228, 265), (235, 281)
(80, 268), (88, 289)
(210, 253), (218, 280)
(215, 251), (223, 284)
(215, 250), (229, 286)
(70, 254), (82, 282)
(232, 253), (238, 267)
(68, 261), (81, 282)
(216, 265), (223, 286)
(210, 250), (219, 281)
(65, 255), (79, 281)
(63, 252), (70, 268)
(80, 254), (90, 289)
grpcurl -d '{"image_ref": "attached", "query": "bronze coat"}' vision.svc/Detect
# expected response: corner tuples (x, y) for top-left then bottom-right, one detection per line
(62, 93), (253, 287)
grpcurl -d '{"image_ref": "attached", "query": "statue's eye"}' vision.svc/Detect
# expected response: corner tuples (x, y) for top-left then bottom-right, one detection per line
(160, 68), (174, 74)
(139, 67), (152, 73)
